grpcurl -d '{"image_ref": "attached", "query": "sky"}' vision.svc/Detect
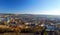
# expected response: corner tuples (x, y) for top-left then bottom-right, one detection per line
(0, 0), (60, 15)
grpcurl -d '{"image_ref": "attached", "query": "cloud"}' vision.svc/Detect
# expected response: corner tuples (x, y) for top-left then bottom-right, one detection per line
(40, 10), (60, 15)
(29, 10), (60, 15)
(13, 10), (60, 15)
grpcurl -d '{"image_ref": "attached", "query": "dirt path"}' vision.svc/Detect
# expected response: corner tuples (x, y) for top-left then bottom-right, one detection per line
(0, 33), (34, 35)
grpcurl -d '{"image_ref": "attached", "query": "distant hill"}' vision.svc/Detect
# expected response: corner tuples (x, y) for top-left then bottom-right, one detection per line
(0, 13), (60, 20)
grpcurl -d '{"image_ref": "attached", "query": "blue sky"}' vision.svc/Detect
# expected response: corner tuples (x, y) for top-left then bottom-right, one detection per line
(0, 0), (60, 15)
